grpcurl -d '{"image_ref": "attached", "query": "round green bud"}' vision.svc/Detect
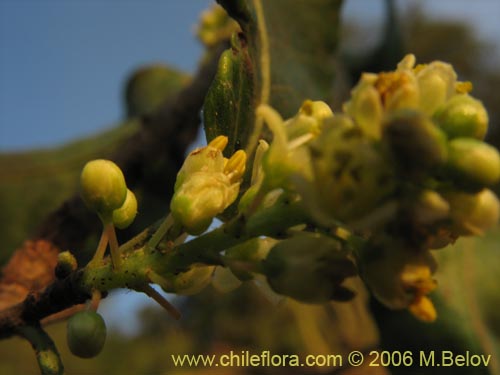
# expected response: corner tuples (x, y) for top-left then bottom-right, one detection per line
(67, 311), (107, 359)
(445, 189), (500, 236)
(445, 138), (500, 189)
(433, 94), (488, 140)
(55, 251), (78, 279)
(112, 189), (138, 229)
(80, 159), (127, 219)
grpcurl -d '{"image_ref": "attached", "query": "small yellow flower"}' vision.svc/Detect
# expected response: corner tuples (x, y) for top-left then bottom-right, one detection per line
(171, 135), (246, 234)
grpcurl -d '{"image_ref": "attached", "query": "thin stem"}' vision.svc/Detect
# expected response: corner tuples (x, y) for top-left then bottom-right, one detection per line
(141, 284), (181, 320)
(245, 0), (271, 156)
(145, 213), (176, 254)
(106, 223), (122, 270)
(18, 325), (64, 375)
(89, 229), (109, 267)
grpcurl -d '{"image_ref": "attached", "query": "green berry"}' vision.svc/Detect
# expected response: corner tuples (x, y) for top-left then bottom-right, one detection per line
(67, 311), (107, 359)
(445, 138), (500, 189)
(434, 94), (488, 140)
(445, 189), (500, 236)
(80, 159), (127, 219)
(55, 251), (78, 279)
(112, 189), (138, 229)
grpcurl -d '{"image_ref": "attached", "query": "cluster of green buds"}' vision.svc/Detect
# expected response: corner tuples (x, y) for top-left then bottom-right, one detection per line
(170, 135), (246, 235)
(234, 54), (500, 321)
(80, 159), (138, 269)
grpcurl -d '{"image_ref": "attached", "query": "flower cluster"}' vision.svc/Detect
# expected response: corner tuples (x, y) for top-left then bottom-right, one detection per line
(167, 55), (499, 322)
(241, 55), (498, 321)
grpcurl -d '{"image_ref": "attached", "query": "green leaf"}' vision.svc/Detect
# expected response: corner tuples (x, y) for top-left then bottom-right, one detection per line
(204, 0), (343, 156)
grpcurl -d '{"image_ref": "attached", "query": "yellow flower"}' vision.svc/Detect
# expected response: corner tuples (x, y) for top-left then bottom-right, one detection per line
(171, 136), (246, 234)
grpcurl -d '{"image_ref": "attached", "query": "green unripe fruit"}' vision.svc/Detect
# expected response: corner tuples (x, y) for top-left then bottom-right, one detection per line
(67, 311), (107, 359)
(112, 189), (138, 229)
(445, 189), (500, 236)
(80, 159), (127, 219)
(55, 251), (78, 279)
(445, 138), (500, 188)
(434, 94), (488, 140)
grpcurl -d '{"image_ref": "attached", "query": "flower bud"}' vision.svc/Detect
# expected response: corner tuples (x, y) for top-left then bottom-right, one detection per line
(174, 136), (227, 190)
(445, 189), (500, 236)
(55, 251), (78, 279)
(445, 138), (500, 188)
(383, 110), (448, 171)
(172, 136), (245, 234)
(168, 265), (215, 295)
(112, 189), (138, 229)
(344, 75), (383, 139)
(80, 159), (127, 219)
(299, 100), (334, 122)
(416, 61), (456, 115)
(433, 94), (488, 140)
(413, 190), (449, 225)
(263, 233), (356, 304)
(171, 172), (239, 234)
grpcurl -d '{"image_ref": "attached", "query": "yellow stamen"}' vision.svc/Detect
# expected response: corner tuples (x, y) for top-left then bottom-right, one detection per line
(455, 81), (473, 94)
(224, 150), (247, 182)
(408, 295), (437, 322)
(208, 135), (229, 151)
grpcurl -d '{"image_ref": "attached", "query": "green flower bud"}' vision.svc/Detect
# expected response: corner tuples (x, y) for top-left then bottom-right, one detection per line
(383, 109), (448, 171)
(433, 94), (488, 140)
(343, 74), (383, 139)
(112, 189), (138, 229)
(445, 138), (500, 188)
(171, 136), (245, 234)
(67, 311), (106, 359)
(165, 265), (215, 295)
(416, 61), (456, 115)
(299, 99), (334, 122)
(285, 100), (334, 140)
(55, 251), (78, 279)
(263, 233), (356, 304)
(174, 136), (227, 190)
(171, 172), (239, 234)
(445, 189), (500, 236)
(80, 159), (127, 220)
(413, 190), (449, 225)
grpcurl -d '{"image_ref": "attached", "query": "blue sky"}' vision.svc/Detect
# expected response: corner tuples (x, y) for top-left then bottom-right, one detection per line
(1, 0), (500, 152)
(1, 0), (500, 335)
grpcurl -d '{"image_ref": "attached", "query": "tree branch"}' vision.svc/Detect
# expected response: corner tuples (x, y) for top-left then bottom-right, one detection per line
(0, 44), (227, 311)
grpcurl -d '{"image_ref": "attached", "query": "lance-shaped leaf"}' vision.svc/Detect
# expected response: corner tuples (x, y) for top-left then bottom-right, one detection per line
(204, 0), (343, 157)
